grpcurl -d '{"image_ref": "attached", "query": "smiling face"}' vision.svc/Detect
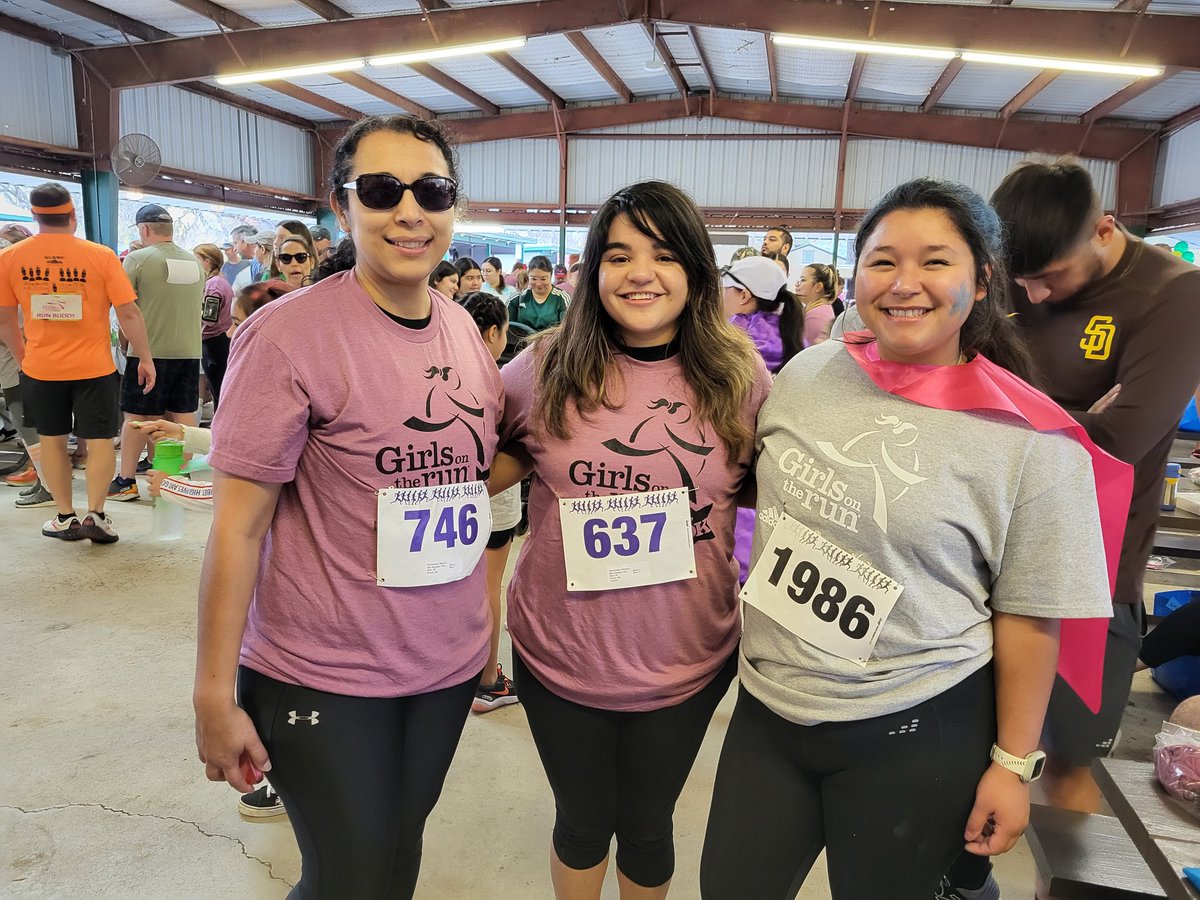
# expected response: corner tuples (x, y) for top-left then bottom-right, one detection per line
(528, 267), (552, 300)
(278, 238), (313, 288)
(331, 130), (454, 299)
(598, 213), (688, 348)
(855, 208), (984, 367)
(433, 273), (458, 297)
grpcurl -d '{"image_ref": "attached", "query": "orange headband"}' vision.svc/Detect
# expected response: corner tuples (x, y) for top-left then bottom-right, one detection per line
(31, 202), (74, 215)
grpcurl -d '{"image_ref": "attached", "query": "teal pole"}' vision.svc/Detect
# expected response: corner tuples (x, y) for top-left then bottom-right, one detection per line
(80, 168), (119, 250)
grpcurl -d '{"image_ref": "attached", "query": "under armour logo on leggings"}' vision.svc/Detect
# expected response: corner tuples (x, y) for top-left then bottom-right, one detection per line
(288, 710), (320, 725)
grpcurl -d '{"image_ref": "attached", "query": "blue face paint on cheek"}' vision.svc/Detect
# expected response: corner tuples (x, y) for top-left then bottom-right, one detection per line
(951, 283), (974, 318)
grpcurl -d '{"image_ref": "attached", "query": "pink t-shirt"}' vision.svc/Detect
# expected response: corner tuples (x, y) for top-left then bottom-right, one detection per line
(803, 302), (836, 348)
(210, 271), (503, 697)
(501, 347), (771, 711)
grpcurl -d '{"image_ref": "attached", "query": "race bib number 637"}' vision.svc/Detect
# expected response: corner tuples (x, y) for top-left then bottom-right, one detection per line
(741, 512), (904, 666)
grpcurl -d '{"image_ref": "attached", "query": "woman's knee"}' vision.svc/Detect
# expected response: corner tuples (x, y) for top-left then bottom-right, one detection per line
(552, 818), (615, 872)
(614, 826), (674, 888)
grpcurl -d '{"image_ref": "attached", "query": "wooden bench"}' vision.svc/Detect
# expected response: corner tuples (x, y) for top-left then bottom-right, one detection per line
(1026, 804), (1167, 899)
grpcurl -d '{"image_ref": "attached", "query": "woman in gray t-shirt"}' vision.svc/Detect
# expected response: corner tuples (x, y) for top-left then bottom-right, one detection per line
(700, 178), (1118, 900)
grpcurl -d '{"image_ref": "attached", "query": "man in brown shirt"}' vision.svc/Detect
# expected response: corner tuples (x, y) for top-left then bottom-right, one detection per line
(997, 160), (1200, 800)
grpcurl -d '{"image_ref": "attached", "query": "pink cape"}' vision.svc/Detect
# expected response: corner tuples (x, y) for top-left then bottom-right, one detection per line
(844, 333), (1133, 713)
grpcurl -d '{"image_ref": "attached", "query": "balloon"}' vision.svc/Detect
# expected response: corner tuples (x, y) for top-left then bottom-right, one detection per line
(1175, 241), (1190, 253)
(1184, 250), (1196, 263)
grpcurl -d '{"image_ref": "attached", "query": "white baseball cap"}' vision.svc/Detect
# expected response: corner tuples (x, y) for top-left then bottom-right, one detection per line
(722, 255), (787, 301)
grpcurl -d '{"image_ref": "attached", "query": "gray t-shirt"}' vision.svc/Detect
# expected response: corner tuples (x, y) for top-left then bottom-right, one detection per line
(123, 242), (203, 359)
(741, 341), (1112, 726)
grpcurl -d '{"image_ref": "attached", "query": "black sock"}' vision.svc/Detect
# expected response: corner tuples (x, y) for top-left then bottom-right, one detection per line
(947, 850), (991, 890)
(57, 512), (76, 522)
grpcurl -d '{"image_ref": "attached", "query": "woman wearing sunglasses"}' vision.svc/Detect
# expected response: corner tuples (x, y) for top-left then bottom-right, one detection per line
(491, 181), (770, 899)
(195, 114), (502, 900)
(275, 236), (315, 289)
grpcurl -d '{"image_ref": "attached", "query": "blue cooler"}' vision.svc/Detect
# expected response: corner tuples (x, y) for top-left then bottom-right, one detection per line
(1152, 590), (1200, 700)
(1181, 398), (1200, 434)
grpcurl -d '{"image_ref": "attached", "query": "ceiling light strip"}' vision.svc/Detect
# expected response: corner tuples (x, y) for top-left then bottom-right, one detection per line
(216, 58), (364, 85)
(368, 37), (526, 68)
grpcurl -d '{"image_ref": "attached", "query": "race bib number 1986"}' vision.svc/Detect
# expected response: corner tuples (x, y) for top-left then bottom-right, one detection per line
(740, 512), (903, 666)
(376, 481), (491, 587)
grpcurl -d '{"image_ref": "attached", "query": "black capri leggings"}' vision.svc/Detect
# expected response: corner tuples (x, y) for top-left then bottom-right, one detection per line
(237, 666), (477, 900)
(514, 650), (737, 888)
(201, 333), (230, 408)
(700, 665), (995, 900)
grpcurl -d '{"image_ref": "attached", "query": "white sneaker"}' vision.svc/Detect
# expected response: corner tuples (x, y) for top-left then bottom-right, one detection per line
(42, 513), (85, 540)
(81, 510), (119, 544)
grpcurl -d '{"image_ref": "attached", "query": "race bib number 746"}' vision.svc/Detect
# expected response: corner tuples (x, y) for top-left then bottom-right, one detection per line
(740, 512), (904, 666)
(376, 481), (491, 587)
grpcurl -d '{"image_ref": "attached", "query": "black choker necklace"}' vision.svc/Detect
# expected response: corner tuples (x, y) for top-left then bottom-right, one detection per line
(619, 334), (681, 361)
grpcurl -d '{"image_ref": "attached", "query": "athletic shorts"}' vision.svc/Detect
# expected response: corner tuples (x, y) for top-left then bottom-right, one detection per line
(487, 527), (515, 550)
(1042, 602), (1143, 766)
(20, 371), (120, 439)
(121, 357), (200, 416)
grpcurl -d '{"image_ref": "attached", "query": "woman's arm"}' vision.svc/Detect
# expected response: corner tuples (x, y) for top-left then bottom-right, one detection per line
(489, 446), (534, 495)
(193, 470), (283, 792)
(964, 611), (1059, 856)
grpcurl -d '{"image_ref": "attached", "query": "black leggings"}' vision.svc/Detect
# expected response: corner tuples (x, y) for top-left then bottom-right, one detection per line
(700, 666), (995, 900)
(514, 651), (736, 887)
(237, 666), (477, 900)
(201, 334), (230, 408)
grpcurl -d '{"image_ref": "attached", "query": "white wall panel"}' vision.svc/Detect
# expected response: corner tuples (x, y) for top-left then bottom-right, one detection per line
(120, 85), (313, 194)
(845, 140), (1116, 210)
(568, 138), (839, 208)
(1156, 121), (1200, 206)
(0, 32), (77, 148)
(456, 140), (559, 204)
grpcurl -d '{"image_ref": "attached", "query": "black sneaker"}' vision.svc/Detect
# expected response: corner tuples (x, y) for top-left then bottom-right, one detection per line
(136, 456), (152, 474)
(0, 426), (16, 442)
(238, 782), (286, 818)
(472, 664), (520, 713)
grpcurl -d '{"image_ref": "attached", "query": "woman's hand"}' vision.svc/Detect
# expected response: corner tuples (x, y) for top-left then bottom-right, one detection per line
(133, 418), (185, 442)
(963, 763), (1030, 855)
(194, 695), (271, 793)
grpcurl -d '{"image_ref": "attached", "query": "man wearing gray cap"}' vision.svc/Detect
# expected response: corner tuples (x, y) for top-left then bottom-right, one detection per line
(108, 203), (204, 502)
(231, 230), (274, 294)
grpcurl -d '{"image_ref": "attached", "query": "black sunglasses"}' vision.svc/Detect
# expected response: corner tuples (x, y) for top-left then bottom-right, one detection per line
(277, 252), (310, 264)
(342, 173), (458, 212)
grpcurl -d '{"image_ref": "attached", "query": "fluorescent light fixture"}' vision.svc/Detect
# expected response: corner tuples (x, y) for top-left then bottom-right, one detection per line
(216, 58), (364, 85)
(961, 50), (1162, 77)
(772, 33), (955, 60)
(368, 37), (527, 68)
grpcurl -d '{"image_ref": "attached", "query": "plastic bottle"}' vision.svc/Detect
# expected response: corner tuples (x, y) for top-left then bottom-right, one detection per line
(1164, 463), (1182, 512)
(151, 439), (186, 541)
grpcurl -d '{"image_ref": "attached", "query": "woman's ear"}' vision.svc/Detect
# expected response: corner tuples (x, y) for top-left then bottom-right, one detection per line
(330, 191), (350, 234)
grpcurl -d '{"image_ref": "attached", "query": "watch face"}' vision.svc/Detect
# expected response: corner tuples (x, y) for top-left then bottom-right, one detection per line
(1029, 755), (1047, 781)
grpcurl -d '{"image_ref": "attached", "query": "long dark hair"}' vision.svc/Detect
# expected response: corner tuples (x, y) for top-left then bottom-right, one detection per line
(768, 286), (805, 369)
(534, 181), (757, 459)
(428, 260), (458, 289)
(317, 115), (460, 281)
(852, 178), (1040, 386)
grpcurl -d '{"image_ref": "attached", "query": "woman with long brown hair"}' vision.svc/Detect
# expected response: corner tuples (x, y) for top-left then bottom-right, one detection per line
(491, 180), (770, 899)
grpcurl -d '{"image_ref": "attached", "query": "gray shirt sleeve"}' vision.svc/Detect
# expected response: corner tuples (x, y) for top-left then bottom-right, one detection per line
(989, 431), (1112, 620)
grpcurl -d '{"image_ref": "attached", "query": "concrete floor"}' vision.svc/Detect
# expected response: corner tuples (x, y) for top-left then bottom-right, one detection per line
(0, 456), (1177, 899)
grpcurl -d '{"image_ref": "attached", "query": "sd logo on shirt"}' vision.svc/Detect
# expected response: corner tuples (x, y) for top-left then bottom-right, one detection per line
(1080, 316), (1116, 361)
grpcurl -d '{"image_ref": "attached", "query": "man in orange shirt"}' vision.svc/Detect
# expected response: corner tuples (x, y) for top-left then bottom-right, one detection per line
(0, 183), (155, 543)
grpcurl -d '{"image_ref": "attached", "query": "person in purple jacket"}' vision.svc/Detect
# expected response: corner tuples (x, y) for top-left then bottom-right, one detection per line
(491, 181), (772, 899)
(192, 115), (502, 899)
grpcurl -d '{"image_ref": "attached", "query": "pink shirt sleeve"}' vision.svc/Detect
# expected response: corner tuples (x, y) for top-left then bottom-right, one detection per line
(209, 326), (312, 483)
(803, 303), (836, 348)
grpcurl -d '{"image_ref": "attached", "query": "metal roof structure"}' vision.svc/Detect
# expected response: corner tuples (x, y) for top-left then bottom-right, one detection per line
(1, 0), (1198, 228)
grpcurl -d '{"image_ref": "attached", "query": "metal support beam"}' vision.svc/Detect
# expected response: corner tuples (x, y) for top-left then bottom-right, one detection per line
(335, 72), (432, 119)
(566, 31), (634, 103)
(293, 0), (352, 20)
(1082, 68), (1176, 122)
(72, 57), (120, 248)
(179, 82), (316, 129)
(269, 81), (363, 121)
(832, 55), (866, 267)
(1165, 101), (1200, 136)
(685, 25), (717, 98)
(163, 0), (259, 31)
(642, 22), (690, 111)
(492, 53), (565, 108)
(1116, 136), (1158, 228)
(845, 53), (866, 102)
(920, 58), (965, 112)
(76, 0), (1200, 89)
(39, 0), (172, 41)
(406, 62), (500, 115)
(764, 33), (779, 103)
(1000, 70), (1059, 119)
(448, 96), (1154, 160)
(1114, 0), (1153, 10)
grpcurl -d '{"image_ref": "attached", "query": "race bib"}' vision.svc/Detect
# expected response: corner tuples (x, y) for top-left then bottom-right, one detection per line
(741, 512), (903, 666)
(560, 487), (695, 592)
(376, 481), (491, 587)
(31, 294), (82, 321)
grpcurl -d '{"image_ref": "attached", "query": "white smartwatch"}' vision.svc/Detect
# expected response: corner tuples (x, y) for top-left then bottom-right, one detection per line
(990, 744), (1047, 783)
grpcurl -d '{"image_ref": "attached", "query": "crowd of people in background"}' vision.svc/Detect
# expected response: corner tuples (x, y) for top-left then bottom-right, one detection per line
(4, 109), (1200, 900)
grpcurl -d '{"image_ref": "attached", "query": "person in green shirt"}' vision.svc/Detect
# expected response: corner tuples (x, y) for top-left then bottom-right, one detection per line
(508, 255), (568, 332)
